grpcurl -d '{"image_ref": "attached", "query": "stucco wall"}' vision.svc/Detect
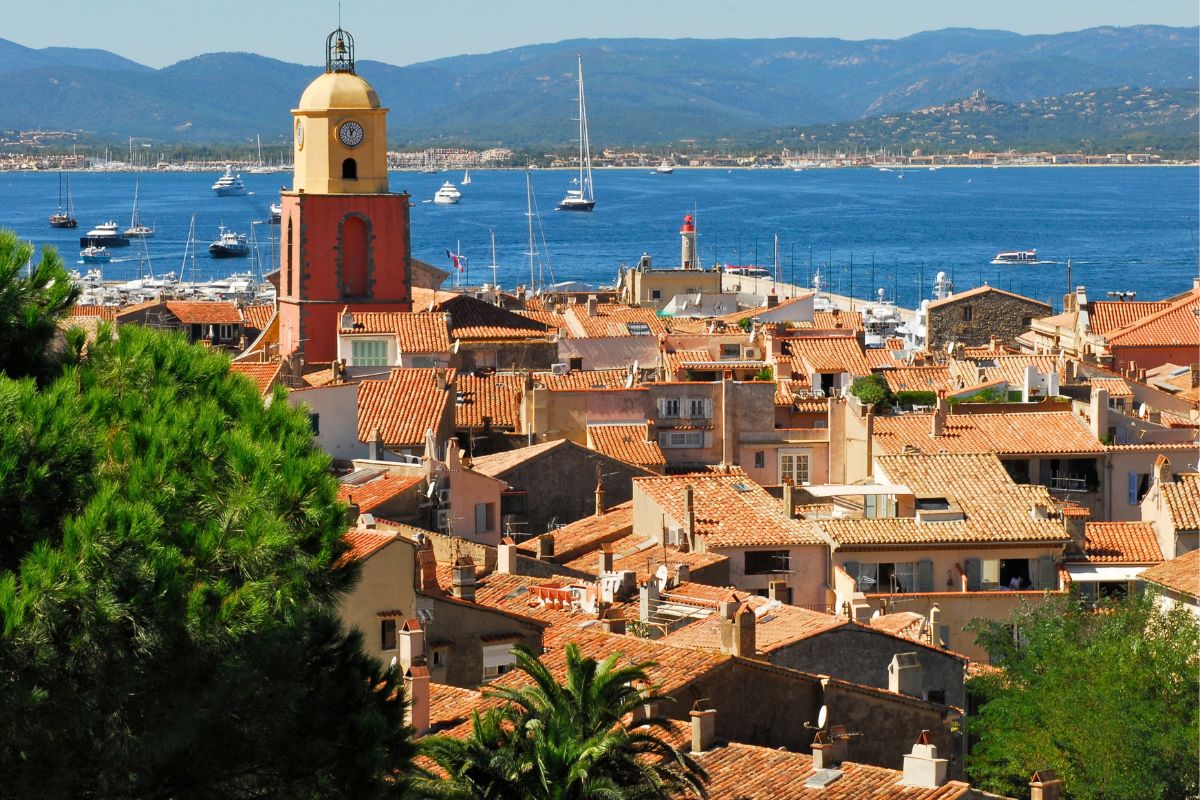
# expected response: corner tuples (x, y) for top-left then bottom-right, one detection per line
(336, 539), (417, 667)
(423, 595), (544, 688)
(717, 544), (828, 607)
(288, 382), (367, 462)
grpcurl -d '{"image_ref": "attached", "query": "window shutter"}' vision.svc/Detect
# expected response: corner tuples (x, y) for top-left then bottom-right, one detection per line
(965, 558), (982, 591)
(657, 398), (668, 416)
(918, 559), (934, 592)
(1038, 556), (1056, 590)
(704, 399), (713, 418)
(704, 432), (713, 449)
(1127, 472), (1138, 505)
(475, 503), (487, 533)
(843, 561), (859, 587)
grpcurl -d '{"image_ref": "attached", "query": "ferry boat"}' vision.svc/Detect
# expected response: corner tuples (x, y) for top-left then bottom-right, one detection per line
(208, 225), (249, 258)
(79, 246), (111, 264)
(433, 181), (462, 205)
(211, 165), (248, 196)
(79, 220), (130, 248)
(992, 249), (1038, 264)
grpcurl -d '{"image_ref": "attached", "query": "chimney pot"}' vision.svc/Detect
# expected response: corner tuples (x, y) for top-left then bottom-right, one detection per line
(536, 534), (555, 561)
(888, 652), (923, 697)
(689, 704), (717, 752)
(415, 541), (438, 593)
(931, 391), (947, 437)
(595, 477), (607, 517)
(901, 731), (949, 788)
(497, 538), (519, 575)
(586, 295), (598, 317)
(598, 544), (614, 575)
(451, 555), (476, 601)
(810, 732), (836, 770)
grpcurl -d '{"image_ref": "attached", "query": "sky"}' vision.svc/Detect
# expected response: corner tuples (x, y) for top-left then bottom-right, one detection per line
(6, 0), (1198, 68)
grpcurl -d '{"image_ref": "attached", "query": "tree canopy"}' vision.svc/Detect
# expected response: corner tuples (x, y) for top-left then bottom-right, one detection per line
(848, 373), (893, 408)
(0, 233), (413, 798)
(965, 594), (1199, 800)
(417, 644), (708, 799)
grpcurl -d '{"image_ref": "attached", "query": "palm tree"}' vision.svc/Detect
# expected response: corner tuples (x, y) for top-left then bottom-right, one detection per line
(417, 644), (708, 799)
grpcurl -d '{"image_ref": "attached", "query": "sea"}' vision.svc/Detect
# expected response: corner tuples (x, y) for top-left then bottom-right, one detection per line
(1, 166), (1197, 310)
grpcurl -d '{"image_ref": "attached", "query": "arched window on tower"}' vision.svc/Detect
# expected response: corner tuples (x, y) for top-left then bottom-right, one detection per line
(342, 158), (358, 180)
(285, 219), (295, 297)
(340, 215), (369, 297)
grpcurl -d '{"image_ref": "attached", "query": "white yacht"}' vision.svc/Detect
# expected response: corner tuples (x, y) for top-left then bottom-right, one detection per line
(433, 181), (462, 205)
(992, 249), (1038, 264)
(558, 56), (596, 211)
(654, 160), (675, 174)
(212, 165), (247, 196)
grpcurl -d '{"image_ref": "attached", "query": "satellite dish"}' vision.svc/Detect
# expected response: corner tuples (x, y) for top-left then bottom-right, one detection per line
(389, 656), (397, 669)
(1137, 402), (1147, 418)
(870, 609), (880, 620)
(816, 705), (828, 729)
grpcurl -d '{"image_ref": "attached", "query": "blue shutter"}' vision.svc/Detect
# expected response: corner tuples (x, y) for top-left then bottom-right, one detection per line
(1127, 472), (1138, 506)
(965, 558), (982, 591)
(918, 559), (934, 592)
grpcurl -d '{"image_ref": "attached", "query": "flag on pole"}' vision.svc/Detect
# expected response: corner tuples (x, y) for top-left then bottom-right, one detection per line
(446, 248), (467, 272)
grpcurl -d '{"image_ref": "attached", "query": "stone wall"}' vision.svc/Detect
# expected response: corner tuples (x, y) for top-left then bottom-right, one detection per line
(927, 290), (1051, 350)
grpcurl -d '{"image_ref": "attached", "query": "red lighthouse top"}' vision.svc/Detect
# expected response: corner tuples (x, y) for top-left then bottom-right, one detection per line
(680, 214), (695, 233)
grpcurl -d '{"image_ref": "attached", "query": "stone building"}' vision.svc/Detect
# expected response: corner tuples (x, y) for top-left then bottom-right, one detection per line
(925, 286), (1051, 350)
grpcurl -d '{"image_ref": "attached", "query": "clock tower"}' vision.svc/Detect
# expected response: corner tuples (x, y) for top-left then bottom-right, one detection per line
(279, 28), (412, 363)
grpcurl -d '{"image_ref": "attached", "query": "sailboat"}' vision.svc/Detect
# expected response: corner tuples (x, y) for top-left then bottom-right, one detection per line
(124, 178), (155, 238)
(248, 134), (272, 174)
(49, 172), (78, 228)
(557, 56), (595, 212)
(462, 169), (472, 186)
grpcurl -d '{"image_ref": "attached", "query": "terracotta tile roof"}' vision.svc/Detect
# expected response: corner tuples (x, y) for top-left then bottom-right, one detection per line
(659, 595), (847, 653)
(1088, 300), (1172, 335)
(587, 424), (667, 468)
(927, 285), (1050, 312)
(428, 682), (486, 734)
(694, 740), (974, 800)
(338, 472), (424, 514)
(514, 308), (568, 332)
(634, 474), (826, 548)
(454, 372), (523, 429)
(787, 336), (875, 377)
(664, 348), (715, 377)
(1074, 522), (1164, 563)
(518, 502), (634, 561)
(883, 366), (954, 394)
(356, 368), (452, 447)
(1162, 473), (1200, 530)
(823, 452), (1071, 546)
(68, 304), (117, 320)
(470, 439), (570, 477)
(300, 366), (338, 388)
(447, 296), (551, 341)
(869, 611), (927, 640)
(242, 303), (275, 331)
(1090, 376), (1133, 398)
(536, 368), (632, 391)
(410, 287), (460, 310)
(715, 292), (816, 323)
(774, 377), (813, 406)
(873, 411), (1103, 456)
(1103, 290), (1200, 348)
(807, 309), (865, 332)
(558, 529), (728, 582)
(563, 303), (669, 338)
(229, 361), (284, 397)
(336, 529), (399, 567)
(340, 311), (452, 353)
(973, 355), (1067, 387)
(1139, 549), (1200, 599)
(163, 301), (243, 325)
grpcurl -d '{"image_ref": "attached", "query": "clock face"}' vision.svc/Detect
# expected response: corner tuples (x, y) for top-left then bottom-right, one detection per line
(295, 120), (304, 149)
(339, 120), (365, 148)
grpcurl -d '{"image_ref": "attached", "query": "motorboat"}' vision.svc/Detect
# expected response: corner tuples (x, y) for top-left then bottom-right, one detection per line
(992, 249), (1038, 264)
(79, 220), (130, 248)
(208, 225), (249, 258)
(80, 246), (111, 264)
(723, 265), (771, 279)
(268, 202), (282, 224)
(557, 56), (596, 211)
(433, 181), (462, 204)
(654, 160), (675, 174)
(212, 165), (247, 196)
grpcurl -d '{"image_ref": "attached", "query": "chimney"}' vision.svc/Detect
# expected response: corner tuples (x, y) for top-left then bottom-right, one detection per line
(536, 534), (555, 561)
(645, 419), (655, 443)
(766, 292), (779, 309)
(639, 580), (661, 622)
(1030, 769), (1062, 800)
(811, 731), (836, 770)
(586, 295), (598, 317)
(782, 481), (796, 519)
(828, 724), (849, 764)
(683, 484), (696, 550)
(928, 604), (941, 647)
(901, 731), (949, 788)
(345, 495), (361, 525)
(340, 306), (353, 330)
(451, 555), (476, 601)
(404, 663), (431, 736)
(722, 604), (756, 658)
(768, 579), (790, 605)
(497, 537), (519, 575)
(435, 369), (447, 392)
(689, 702), (717, 752)
(1154, 455), (1173, 487)
(718, 593), (741, 622)
(888, 652), (922, 697)
(415, 539), (438, 593)
(598, 544), (614, 575)
(368, 427), (384, 461)
(931, 391), (947, 437)
(398, 618), (425, 672)
(595, 477), (607, 516)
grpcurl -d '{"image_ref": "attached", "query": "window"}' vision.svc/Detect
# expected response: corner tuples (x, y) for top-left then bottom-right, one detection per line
(846, 560), (933, 593)
(351, 338), (389, 366)
(218, 323), (237, 340)
(1127, 472), (1151, 505)
(863, 493), (895, 518)
(744, 550), (790, 575)
(962, 306), (974, 322)
(687, 398), (711, 418)
(568, 357), (583, 371)
(340, 214), (369, 296)
(286, 219), (295, 298)
(474, 502), (495, 533)
(754, 451), (765, 469)
(342, 157), (358, 180)
(779, 449), (811, 485)
(309, 413), (320, 435)
(482, 643), (518, 682)
(720, 343), (740, 359)
(380, 619), (397, 651)
(966, 557), (1047, 591)
(661, 430), (704, 448)
(432, 648), (447, 668)
(650, 289), (662, 301)
(1021, 316), (1032, 328)
(659, 397), (681, 418)
(626, 322), (652, 335)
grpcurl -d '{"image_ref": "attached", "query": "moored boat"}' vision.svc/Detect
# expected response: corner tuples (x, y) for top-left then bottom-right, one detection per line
(49, 172), (78, 228)
(433, 181), (462, 204)
(80, 246), (111, 264)
(992, 249), (1038, 264)
(212, 165), (247, 196)
(208, 225), (249, 258)
(557, 56), (596, 212)
(80, 220), (130, 248)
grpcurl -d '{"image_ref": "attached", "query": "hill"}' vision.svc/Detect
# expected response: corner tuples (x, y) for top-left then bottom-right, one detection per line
(0, 26), (1195, 147)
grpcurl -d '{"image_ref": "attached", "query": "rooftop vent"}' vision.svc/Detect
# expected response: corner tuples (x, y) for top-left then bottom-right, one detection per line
(804, 769), (843, 789)
(731, 482), (752, 492)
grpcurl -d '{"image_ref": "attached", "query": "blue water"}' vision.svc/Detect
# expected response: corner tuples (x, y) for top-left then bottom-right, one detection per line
(1, 166), (1196, 309)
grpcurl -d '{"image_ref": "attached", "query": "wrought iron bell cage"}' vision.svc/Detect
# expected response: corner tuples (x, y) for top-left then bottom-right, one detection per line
(326, 28), (355, 74)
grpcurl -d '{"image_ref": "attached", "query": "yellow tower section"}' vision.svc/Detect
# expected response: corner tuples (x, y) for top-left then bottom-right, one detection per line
(292, 28), (389, 195)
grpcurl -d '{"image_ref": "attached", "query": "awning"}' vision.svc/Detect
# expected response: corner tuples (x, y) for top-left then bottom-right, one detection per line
(1066, 564), (1149, 582)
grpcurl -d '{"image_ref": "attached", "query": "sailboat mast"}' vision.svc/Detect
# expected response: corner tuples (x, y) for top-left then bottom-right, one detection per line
(576, 57), (586, 196)
(489, 228), (499, 288)
(526, 173), (537, 291)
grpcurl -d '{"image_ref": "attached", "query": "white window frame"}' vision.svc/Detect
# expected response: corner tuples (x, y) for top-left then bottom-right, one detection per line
(779, 448), (812, 486)
(658, 397), (681, 418)
(687, 397), (711, 419)
(660, 430), (705, 449)
(351, 338), (390, 367)
(482, 643), (517, 682)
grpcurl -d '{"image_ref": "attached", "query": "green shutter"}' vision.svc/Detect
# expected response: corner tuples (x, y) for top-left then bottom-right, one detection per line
(918, 559), (934, 592)
(965, 558), (982, 591)
(1038, 556), (1056, 590)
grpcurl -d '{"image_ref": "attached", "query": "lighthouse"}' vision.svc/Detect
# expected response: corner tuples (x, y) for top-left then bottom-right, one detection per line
(277, 27), (413, 363)
(680, 213), (697, 270)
